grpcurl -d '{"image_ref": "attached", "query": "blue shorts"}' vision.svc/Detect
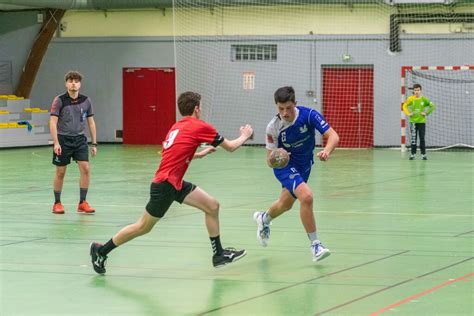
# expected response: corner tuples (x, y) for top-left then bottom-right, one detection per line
(273, 164), (312, 198)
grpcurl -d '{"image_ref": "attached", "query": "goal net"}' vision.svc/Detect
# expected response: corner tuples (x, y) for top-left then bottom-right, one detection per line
(172, 0), (473, 149)
(401, 66), (474, 151)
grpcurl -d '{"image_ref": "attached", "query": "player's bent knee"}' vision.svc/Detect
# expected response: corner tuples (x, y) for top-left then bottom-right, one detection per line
(299, 193), (313, 206)
(208, 199), (220, 215)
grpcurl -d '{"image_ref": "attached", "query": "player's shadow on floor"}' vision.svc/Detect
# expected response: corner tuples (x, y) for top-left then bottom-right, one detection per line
(89, 276), (168, 314)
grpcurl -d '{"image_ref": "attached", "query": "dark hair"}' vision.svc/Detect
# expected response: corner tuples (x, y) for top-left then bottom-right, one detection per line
(64, 71), (83, 82)
(274, 86), (296, 104)
(413, 83), (422, 90)
(178, 91), (201, 116)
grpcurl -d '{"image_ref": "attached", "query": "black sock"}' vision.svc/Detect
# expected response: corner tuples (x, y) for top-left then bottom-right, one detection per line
(54, 191), (61, 204)
(99, 239), (117, 256)
(80, 188), (88, 203)
(210, 236), (223, 256)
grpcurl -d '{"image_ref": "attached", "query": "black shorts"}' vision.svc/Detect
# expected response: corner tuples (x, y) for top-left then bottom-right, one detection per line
(52, 134), (89, 166)
(145, 180), (196, 218)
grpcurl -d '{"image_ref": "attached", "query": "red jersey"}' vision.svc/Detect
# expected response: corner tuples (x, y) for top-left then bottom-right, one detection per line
(153, 116), (223, 190)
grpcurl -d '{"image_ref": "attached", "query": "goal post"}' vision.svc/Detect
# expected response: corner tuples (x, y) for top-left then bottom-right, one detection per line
(401, 65), (474, 152)
(171, 0), (473, 150)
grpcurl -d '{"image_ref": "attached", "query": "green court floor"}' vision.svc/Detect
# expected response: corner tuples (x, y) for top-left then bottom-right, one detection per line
(0, 145), (472, 315)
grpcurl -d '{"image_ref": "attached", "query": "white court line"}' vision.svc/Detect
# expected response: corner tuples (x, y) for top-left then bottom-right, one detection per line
(31, 151), (47, 158)
(0, 201), (471, 217)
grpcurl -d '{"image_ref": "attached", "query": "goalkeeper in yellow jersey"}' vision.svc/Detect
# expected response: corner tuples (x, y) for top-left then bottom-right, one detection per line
(403, 84), (436, 160)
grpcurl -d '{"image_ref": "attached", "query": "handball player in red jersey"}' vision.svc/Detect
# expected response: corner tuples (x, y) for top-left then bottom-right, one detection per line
(90, 92), (253, 274)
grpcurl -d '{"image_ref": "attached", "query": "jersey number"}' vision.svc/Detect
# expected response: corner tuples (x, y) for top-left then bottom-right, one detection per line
(163, 129), (179, 149)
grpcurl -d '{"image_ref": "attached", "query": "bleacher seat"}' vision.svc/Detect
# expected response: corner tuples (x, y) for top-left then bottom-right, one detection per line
(0, 96), (51, 147)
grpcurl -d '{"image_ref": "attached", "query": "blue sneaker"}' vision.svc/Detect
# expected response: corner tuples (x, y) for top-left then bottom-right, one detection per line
(253, 211), (270, 247)
(311, 240), (331, 262)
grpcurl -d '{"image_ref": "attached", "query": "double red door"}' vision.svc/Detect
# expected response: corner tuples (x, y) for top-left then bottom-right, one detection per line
(322, 66), (374, 148)
(123, 67), (176, 145)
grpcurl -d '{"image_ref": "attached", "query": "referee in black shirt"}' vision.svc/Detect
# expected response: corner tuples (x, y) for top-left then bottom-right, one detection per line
(49, 71), (97, 214)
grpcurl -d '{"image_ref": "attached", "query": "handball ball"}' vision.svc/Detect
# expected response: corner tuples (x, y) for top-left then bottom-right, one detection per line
(269, 148), (289, 169)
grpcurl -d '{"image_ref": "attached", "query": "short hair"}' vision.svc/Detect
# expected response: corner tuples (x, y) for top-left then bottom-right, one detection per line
(64, 71), (83, 82)
(274, 86), (296, 104)
(178, 91), (201, 116)
(413, 83), (422, 90)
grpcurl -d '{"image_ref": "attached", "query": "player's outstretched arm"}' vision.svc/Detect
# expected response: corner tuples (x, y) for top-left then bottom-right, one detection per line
(193, 146), (216, 159)
(219, 124), (253, 152)
(316, 128), (339, 161)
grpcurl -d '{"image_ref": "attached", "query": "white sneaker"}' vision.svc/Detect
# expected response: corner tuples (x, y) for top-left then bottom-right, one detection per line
(311, 240), (331, 262)
(253, 211), (270, 247)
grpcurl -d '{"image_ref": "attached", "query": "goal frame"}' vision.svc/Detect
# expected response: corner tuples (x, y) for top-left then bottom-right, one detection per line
(400, 65), (474, 152)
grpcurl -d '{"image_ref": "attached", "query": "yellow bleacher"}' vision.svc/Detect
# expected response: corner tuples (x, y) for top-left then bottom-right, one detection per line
(24, 107), (48, 113)
(0, 122), (34, 129)
(0, 94), (25, 100)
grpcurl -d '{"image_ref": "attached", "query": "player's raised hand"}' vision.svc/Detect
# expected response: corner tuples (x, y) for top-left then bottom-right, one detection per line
(240, 124), (254, 140)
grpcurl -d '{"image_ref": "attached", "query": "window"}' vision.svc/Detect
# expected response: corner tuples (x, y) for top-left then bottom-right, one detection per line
(231, 44), (277, 62)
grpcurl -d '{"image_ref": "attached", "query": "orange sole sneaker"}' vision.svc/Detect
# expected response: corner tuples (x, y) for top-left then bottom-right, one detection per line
(77, 201), (95, 214)
(52, 203), (65, 214)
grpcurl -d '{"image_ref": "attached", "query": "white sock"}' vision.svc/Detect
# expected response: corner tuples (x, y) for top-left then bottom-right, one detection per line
(308, 232), (318, 243)
(263, 212), (272, 225)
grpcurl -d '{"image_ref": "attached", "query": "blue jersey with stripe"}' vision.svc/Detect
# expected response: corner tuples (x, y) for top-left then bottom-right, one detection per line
(266, 106), (330, 170)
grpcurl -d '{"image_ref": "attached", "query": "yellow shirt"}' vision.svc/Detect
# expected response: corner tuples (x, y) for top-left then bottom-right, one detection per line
(402, 95), (436, 123)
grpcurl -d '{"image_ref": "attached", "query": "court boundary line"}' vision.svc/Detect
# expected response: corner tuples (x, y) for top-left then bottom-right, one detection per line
(0, 237), (46, 247)
(313, 256), (473, 315)
(453, 230), (474, 237)
(198, 250), (409, 315)
(0, 201), (471, 217)
(368, 272), (473, 316)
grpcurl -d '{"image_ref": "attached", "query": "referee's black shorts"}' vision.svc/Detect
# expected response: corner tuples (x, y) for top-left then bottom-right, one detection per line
(145, 181), (196, 218)
(52, 134), (89, 166)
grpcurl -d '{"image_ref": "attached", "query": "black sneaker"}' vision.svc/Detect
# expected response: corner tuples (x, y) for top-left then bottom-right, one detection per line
(409, 155), (415, 160)
(422, 155), (428, 160)
(212, 248), (247, 268)
(90, 242), (107, 274)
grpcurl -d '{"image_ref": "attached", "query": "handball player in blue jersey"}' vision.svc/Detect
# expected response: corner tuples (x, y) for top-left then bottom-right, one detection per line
(253, 86), (339, 262)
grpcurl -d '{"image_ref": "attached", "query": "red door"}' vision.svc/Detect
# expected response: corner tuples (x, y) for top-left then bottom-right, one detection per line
(123, 68), (176, 145)
(155, 69), (176, 144)
(322, 66), (374, 148)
